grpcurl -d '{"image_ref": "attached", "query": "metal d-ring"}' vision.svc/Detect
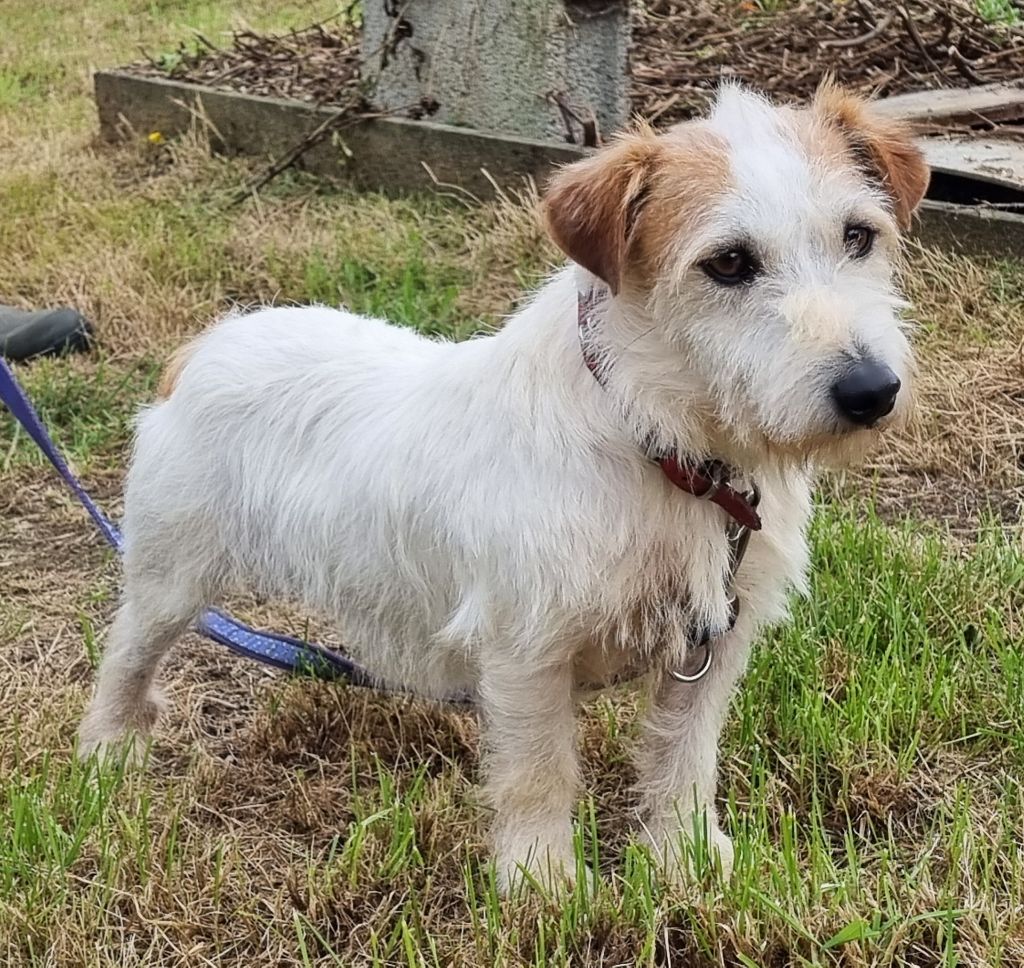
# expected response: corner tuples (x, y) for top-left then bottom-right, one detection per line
(667, 638), (713, 683)
(665, 478), (760, 687)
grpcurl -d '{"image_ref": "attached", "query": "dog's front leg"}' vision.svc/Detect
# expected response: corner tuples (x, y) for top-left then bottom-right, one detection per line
(479, 653), (580, 894)
(634, 621), (756, 883)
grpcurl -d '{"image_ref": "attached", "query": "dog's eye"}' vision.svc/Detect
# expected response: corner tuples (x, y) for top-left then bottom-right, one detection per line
(844, 224), (875, 258)
(701, 247), (758, 286)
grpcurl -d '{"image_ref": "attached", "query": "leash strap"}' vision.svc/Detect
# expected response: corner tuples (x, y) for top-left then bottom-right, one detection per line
(0, 356), (370, 683)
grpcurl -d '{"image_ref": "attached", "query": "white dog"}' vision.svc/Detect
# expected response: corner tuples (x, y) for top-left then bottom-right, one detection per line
(79, 83), (928, 891)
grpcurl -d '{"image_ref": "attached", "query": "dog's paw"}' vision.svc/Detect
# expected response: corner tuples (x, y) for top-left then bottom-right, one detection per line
(76, 729), (150, 768)
(77, 690), (164, 766)
(495, 839), (592, 898)
(643, 817), (734, 886)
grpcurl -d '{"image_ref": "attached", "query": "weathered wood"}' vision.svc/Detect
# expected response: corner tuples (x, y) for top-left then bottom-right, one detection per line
(94, 71), (585, 197)
(873, 82), (1024, 126)
(919, 135), (1024, 193)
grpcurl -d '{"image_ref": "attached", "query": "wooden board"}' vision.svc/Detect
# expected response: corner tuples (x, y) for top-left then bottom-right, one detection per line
(873, 83), (1024, 126)
(920, 135), (1024, 193)
(94, 71), (585, 198)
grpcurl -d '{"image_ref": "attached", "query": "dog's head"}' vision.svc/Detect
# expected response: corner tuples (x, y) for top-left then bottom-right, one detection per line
(543, 83), (929, 465)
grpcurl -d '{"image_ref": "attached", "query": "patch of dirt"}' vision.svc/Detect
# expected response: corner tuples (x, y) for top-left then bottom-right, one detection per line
(842, 469), (1023, 535)
(124, 1), (1024, 130)
(631, 0), (1024, 124)
(246, 679), (479, 775)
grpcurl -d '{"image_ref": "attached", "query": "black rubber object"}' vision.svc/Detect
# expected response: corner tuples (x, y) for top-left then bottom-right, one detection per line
(0, 305), (93, 361)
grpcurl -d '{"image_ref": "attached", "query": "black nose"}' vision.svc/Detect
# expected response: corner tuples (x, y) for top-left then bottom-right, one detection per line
(831, 360), (901, 426)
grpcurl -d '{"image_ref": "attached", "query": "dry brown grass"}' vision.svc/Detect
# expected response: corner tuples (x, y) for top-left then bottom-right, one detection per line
(860, 244), (1024, 529)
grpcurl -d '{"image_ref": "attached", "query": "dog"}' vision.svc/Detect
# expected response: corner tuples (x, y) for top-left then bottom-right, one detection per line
(78, 82), (928, 892)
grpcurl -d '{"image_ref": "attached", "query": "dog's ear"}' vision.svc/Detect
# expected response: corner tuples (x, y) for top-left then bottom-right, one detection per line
(542, 127), (660, 294)
(814, 82), (929, 231)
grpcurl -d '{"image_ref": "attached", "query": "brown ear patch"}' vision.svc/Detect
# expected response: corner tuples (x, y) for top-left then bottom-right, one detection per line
(814, 82), (930, 230)
(542, 126), (661, 293)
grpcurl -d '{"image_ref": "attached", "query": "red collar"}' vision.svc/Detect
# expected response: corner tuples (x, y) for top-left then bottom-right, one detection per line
(578, 288), (762, 532)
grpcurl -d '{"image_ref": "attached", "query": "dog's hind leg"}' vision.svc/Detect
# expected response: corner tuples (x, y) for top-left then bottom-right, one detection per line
(77, 550), (211, 763)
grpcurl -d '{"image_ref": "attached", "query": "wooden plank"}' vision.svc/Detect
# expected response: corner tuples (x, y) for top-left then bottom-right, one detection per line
(920, 135), (1024, 192)
(873, 83), (1024, 126)
(93, 71), (585, 198)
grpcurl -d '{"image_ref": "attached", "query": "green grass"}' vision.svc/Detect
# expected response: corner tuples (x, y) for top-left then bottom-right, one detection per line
(1, 356), (162, 471)
(299, 247), (464, 336)
(0, 69), (46, 109)
(975, 0), (1021, 27)
(0, 0), (338, 134)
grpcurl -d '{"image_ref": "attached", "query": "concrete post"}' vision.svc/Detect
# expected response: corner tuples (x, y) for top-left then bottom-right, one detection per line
(361, 0), (630, 145)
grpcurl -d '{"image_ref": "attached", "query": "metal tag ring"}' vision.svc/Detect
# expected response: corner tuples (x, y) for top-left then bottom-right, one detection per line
(667, 640), (713, 683)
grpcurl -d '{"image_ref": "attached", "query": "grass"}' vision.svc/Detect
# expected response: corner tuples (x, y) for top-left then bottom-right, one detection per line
(1, 1), (1023, 966)
(975, 0), (1021, 28)
(2, 513), (1022, 965)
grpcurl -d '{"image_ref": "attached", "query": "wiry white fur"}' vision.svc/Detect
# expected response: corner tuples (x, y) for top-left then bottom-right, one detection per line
(78, 87), (917, 893)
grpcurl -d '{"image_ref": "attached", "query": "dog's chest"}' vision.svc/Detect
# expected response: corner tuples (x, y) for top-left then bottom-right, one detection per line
(568, 494), (799, 693)
(571, 530), (725, 690)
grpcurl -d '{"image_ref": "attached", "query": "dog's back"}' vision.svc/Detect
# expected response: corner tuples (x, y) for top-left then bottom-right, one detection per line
(126, 306), (477, 694)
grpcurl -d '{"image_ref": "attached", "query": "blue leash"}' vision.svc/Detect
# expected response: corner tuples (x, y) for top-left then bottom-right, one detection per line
(0, 355), (376, 685)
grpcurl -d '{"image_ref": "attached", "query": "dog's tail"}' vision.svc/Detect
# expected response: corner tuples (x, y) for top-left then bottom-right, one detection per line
(156, 340), (198, 399)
